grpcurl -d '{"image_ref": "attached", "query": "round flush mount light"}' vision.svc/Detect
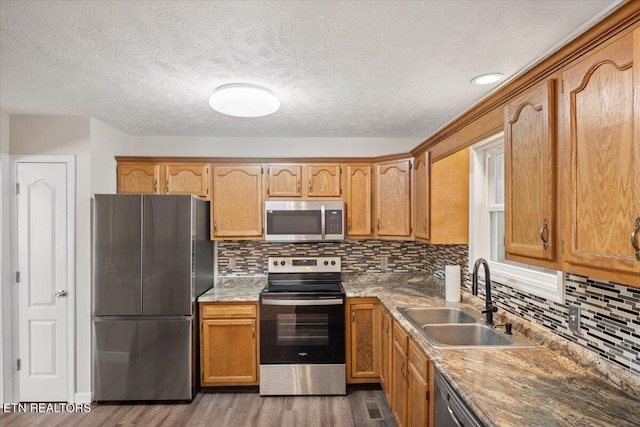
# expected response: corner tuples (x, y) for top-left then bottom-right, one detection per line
(470, 73), (504, 85)
(209, 83), (280, 117)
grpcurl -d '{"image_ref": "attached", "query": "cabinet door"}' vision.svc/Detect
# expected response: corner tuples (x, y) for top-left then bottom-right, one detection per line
(117, 164), (160, 194)
(307, 164), (341, 197)
(413, 152), (430, 241)
(407, 339), (429, 427)
(376, 160), (412, 238)
(346, 165), (373, 237)
(391, 321), (408, 427)
(267, 165), (302, 197)
(430, 149), (469, 244)
(212, 165), (263, 238)
(346, 299), (380, 383)
(561, 30), (640, 283)
(380, 306), (392, 405)
(505, 80), (556, 268)
(165, 164), (210, 198)
(201, 318), (257, 385)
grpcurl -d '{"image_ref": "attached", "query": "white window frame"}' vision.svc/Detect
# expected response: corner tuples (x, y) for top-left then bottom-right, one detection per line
(469, 132), (564, 303)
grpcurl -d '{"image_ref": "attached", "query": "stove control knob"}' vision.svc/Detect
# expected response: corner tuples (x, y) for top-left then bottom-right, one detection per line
(273, 261), (278, 266)
(331, 261), (336, 265)
(280, 261), (286, 266)
(324, 261), (329, 266)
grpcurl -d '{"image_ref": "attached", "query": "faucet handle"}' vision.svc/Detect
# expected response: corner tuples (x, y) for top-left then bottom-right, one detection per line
(482, 305), (498, 314)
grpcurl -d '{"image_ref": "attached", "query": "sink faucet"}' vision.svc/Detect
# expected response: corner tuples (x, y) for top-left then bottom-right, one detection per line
(472, 258), (498, 326)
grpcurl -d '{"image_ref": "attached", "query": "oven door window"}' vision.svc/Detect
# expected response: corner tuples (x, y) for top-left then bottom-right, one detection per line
(277, 312), (329, 346)
(260, 302), (345, 365)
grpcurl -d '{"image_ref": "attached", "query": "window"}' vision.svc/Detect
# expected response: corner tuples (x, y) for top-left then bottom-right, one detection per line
(469, 133), (564, 303)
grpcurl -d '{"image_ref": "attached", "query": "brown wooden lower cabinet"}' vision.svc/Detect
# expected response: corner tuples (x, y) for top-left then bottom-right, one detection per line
(407, 339), (430, 426)
(392, 320), (409, 426)
(200, 302), (258, 386)
(380, 305), (393, 404)
(346, 298), (381, 383)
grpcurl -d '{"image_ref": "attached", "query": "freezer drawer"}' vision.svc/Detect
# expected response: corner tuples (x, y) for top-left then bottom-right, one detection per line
(94, 318), (192, 401)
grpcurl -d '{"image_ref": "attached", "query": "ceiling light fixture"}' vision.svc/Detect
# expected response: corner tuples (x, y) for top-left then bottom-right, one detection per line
(470, 73), (504, 85)
(209, 83), (280, 117)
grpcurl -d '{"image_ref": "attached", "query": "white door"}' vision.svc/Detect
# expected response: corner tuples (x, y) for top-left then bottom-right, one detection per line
(16, 161), (70, 401)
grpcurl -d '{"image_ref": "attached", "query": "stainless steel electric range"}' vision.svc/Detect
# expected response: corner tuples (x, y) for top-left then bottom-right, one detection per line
(259, 256), (346, 396)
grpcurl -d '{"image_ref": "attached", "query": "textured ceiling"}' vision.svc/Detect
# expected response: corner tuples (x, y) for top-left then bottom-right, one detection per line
(0, 0), (618, 139)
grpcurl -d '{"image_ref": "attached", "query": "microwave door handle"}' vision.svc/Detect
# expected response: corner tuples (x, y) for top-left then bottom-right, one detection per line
(321, 205), (326, 240)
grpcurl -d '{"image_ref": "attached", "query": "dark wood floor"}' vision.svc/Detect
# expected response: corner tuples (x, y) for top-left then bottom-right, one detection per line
(0, 389), (396, 427)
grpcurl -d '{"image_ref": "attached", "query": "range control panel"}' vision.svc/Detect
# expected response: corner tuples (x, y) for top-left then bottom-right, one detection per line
(267, 256), (341, 273)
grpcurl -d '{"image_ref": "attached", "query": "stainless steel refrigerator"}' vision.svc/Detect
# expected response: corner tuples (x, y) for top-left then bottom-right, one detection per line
(93, 194), (213, 401)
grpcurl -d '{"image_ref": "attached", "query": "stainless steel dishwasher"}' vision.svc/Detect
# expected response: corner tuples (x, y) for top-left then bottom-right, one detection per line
(434, 369), (484, 427)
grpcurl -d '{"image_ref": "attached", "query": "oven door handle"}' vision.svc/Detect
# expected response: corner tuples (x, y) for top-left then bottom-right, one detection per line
(261, 298), (343, 306)
(321, 205), (326, 240)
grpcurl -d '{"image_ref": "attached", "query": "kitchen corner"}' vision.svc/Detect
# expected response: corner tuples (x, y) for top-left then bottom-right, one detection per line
(199, 273), (640, 426)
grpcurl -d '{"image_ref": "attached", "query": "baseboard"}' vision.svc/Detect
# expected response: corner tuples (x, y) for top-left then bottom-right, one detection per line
(75, 392), (92, 404)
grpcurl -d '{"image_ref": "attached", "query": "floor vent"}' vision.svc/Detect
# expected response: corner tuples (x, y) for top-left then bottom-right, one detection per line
(363, 397), (384, 421)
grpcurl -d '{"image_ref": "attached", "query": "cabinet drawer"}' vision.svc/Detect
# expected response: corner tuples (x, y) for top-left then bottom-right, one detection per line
(201, 303), (257, 319)
(392, 320), (408, 353)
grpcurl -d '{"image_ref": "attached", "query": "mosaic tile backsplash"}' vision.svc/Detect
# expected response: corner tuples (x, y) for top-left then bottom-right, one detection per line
(217, 240), (428, 276)
(421, 244), (640, 377)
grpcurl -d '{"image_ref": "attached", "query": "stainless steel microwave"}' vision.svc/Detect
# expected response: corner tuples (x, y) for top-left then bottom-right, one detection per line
(265, 200), (344, 242)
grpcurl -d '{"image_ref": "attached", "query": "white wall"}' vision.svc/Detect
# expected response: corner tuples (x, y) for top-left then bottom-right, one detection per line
(0, 112), (9, 154)
(9, 114), (92, 403)
(0, 112), (10, 403)
(90, 117), (133, 194)
(132, 136), (417, 158)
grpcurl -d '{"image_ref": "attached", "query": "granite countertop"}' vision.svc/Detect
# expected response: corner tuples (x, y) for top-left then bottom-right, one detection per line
(198, 276), (640, 426)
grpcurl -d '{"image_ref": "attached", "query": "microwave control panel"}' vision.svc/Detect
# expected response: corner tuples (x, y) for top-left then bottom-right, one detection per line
(325, 210), (343, 234)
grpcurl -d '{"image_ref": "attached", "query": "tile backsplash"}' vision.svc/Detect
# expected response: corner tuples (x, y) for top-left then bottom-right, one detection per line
(217, 240), (428, 276)
(422, 244), (640, 377)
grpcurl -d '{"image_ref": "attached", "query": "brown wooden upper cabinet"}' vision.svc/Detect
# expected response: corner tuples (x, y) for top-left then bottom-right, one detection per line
(307, 164), (341, 197)
(504, 80), (556, 269)
(345, 165), (373, 237)
(413, 152), (430, 241)
(266, 164), (302, 197)
(211, 165), (264, 239)
(164, 163), (210, 199)
(560, 29), (640, 285)
(430, 149), (469, 244)
(375, 160), (412, 238)
(117, 163), (160, 194)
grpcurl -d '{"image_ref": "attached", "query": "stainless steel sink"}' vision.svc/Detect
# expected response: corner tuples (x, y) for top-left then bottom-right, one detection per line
(422, 324), (510, 346)
(398, 307), (478, 324)
(397, 306), (537, 348)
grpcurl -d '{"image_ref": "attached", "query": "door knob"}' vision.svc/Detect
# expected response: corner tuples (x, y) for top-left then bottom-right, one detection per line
(55, 290), (67, 298)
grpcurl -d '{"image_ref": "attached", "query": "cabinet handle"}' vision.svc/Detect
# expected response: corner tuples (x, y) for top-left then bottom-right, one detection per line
(308, 180), (312, 193)
(540, 218), (549, 249)
(153, 179), (157, 193)
(214, 220), (218, 233)
(632, 217), (640, 261)
(297, 181), (300, 193)
(351, 309), (355, 323)
(400, 361), (405, 380)
(377, 218), (380, 231)
(166, 180), (169, 193)
(252, 325), (255, 339)
(423, 218), (427, 231)
(348, 220), (351, 231)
